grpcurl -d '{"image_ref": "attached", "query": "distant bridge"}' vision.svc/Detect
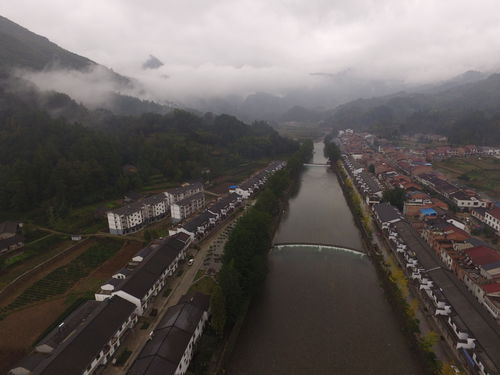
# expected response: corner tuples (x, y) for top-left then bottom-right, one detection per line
(272, 242), (365, 257)
(303, 163), (330, 167)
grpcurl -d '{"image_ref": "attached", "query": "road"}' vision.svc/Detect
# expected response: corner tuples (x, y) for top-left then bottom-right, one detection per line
(101, 208), (245, 375)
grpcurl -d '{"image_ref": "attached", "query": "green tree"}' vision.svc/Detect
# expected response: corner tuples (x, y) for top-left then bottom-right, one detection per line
(382, 188), (406, 211)
(210, 284), (226, 336)
(218, 262), (244, 325)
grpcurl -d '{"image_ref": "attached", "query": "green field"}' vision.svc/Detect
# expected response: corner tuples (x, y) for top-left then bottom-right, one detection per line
(434, 157), (500, 199)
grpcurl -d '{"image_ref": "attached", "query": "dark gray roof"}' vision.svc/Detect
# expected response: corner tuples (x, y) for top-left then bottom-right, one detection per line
(373, 202), (402, 223)
(165, 183), (203, 197)
(127, 292), (210, 375)
(174, 192), (205, 207)
(121, 238), (186, 299)
(182, 213), (210, 233)
(109, 201), (144, 216)
(208, 195), (233, 213)
(128, 356), (177, 375)
(143, 194), (167, 205)
(36, 301), (101, 351)
(34, 296), (136, 375)
(394, 221), (500, 370)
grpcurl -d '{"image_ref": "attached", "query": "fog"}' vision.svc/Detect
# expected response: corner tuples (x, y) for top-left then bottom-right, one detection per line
(4, 0), (500, 113)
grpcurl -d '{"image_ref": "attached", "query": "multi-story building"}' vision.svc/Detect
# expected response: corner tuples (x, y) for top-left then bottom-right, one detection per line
(164, 183), (204, 206)
(170, 192), (205, 222)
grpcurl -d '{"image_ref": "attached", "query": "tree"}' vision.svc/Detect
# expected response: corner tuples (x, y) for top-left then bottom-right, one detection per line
(324, 142), (341, 162)
(368, 164), (375, 174)
(382, 188), (406, 211)
(210, 284), (226, 336)
(218, 262), (244, 325)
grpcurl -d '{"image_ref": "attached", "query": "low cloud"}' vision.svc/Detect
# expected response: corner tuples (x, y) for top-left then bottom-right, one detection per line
(3, 0), (500, 104)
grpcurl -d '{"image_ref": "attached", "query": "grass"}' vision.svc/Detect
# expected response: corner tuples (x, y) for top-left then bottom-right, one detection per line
(189, 276), (217, 297)
(434, 157), (500, 198)
(0, 238), (123, 319)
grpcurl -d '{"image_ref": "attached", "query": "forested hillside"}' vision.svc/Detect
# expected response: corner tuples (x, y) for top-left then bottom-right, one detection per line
(0, 87), (297, 218)
(328, 74), (500, 145)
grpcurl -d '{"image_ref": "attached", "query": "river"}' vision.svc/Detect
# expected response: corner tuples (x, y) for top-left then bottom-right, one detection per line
(227, 142), (425, 375)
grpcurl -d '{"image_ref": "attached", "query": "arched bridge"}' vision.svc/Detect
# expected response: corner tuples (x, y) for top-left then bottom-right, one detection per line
(272, 242), (365, 257)
(303, 163), (330, 167)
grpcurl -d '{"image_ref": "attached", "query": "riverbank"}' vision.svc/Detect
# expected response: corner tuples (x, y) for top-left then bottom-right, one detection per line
(186, 141), (314, 375)
(333, 158), (446, 375)
(227, 141), (424, 375)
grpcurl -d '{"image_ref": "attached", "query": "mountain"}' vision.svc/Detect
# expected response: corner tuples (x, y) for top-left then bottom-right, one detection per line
(328, 73), (500, 145)
(142, 55), (164, 70)
(0, 15), (129, 86)
(0, 15), (179, 117)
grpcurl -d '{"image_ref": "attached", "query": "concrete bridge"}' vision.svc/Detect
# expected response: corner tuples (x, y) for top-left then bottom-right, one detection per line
(272, 242), (365, 256)
(303, 163), (330, 167)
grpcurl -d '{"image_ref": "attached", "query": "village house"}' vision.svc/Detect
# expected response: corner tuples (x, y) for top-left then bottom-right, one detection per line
(450, 191), (487, 210)
(96, 234), (190, 314)
(9, 296), (138, 375)
(127, 292), (210, 375)
(0, 221), (24, 255)
(372, 202), (403, 227)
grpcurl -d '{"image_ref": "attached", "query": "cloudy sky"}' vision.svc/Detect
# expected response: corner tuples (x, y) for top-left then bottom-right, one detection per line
(3, 0), (500, 99)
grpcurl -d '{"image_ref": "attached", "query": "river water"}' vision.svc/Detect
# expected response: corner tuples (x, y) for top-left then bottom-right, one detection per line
(227, 142), (425, 375)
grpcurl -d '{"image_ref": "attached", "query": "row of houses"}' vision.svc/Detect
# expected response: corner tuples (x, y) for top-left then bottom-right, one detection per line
(342, 155), (383, 205)
(372, 203), (500, 375)
(127, 292), (210, 375)
(170, 161), (286, 241)
(9, 233), (197, 375)
(339, 131), (500, 374)
(107, 183), (204, 235)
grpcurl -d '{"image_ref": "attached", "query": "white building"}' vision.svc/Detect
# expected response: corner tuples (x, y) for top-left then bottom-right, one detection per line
(485, 207), (500, 233)
(164, 183), (204, 206)
(171, 192), (205, 222)
(450, 191), (487, 209)
(107, 193), (169, 235)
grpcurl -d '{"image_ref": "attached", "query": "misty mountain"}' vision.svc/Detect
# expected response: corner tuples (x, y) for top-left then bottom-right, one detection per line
(280, 105), (324, 123)
(185, 73), (410, 123)
(0, 15), (178, 117)
(142, 55), (164, 70)
(328, 73), (500, 145)
(0, 15), (129, 86)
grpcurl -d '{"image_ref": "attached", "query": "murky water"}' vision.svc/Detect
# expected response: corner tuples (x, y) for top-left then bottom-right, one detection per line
(227, 142), (425, 375)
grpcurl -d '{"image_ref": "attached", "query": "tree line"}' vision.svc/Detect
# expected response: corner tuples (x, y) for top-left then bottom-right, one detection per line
(0, 89), (298, 220)
(211, 140), (313, 334)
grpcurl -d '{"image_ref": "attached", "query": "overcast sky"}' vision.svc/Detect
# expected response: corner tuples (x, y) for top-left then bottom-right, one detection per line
(3, 0), (500, 99)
